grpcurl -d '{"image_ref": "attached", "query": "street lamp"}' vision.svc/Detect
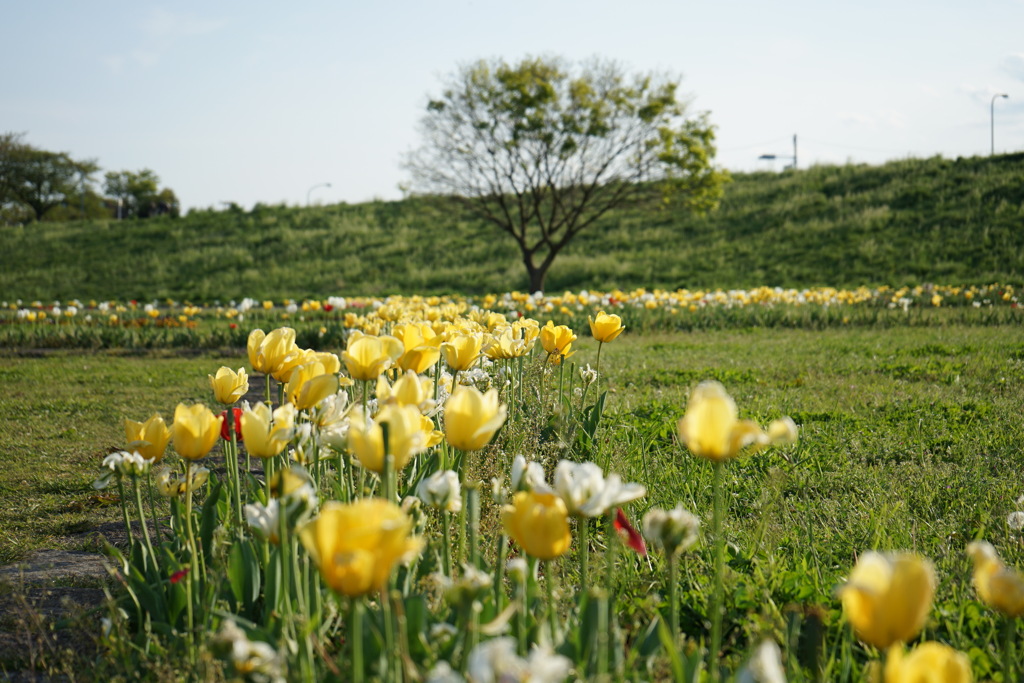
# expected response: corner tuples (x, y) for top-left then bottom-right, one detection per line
(306, 182), (332, 206)
(758, 134), (798, 170)
(991, 93), (1009, 156)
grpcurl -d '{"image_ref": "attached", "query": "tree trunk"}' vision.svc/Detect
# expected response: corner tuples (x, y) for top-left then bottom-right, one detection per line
(524, 258), (548, 294)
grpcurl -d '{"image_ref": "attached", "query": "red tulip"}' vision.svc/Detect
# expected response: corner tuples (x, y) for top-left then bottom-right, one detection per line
(615, 508), (647, 556)
(220, 407), (243, 441)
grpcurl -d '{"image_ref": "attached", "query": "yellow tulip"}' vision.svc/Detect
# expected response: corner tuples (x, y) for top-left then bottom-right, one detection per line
(171, 403), (224, 461)
(420, 414), (444, 448)
(539, 321), (576, 362)
(251, 327), (299, 377)
(124, 414), (170, 463)
(284, 361), (341, 411)
(485, 326), (531, 360)
(443, 386), (507, 452)
(966, 540), (1024, 617)
(247, 329), (267, 372)
(272, 345), (315, 383)
(348, 404), (425, 473)
(154, 464), (209, 497)
(677, 381), (797, 462)
(515, 319), (540, 346)
(377, 370), (434, 410)
(240, 402), (296, 458)
(839, 551), (936, 649)
(441, 333), (483, 372)
(342, 332), (404, 381)
(309, 351), (342, 375)
(397, 346), (441, 374)
(588, 310), (625, 343)
(394, 321), (443, 349)
(208, 366), (249, 405)
(299, 498), (423, 597)
(270, 464), (315, 503)
(501, 491), (572, 560)
(884, 643), (973, 683)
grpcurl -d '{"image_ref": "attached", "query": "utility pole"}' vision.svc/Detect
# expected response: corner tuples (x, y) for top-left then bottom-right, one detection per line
(991, 93), (1009, 155)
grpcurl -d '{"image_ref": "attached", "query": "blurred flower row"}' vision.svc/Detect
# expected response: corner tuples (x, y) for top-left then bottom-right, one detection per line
(5, 282), (1020, 325)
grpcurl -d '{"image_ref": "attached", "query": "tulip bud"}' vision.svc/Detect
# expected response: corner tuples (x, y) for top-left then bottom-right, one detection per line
(416, 470), (462, 513)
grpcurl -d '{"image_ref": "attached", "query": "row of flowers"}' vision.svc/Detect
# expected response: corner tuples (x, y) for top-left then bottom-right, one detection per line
(4, 282), (1020, 324)
(87, 303), (1024, 681)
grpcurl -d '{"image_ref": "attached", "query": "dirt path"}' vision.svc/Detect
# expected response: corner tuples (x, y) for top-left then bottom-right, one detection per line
(0, 373), (274, 677)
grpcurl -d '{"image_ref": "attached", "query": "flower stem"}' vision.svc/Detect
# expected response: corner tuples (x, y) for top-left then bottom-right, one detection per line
(227, 408), (243, 527)
(132, 476), (159, 575)
(467, 482), (480, 568)
(494, 532), (508, 611)
(668, 552), (679, 643)
(350, 597), (365, 683)
(545, 559), (558, 643)
(710, 460), (726, 682)
(146, 470), (160, 542)
(116, 478), (133, 547)
(442, 510), (453, 578)
(183, 460), (197, 665)
(1003, 617), (1017, 683)
(578, 517), (589, 597)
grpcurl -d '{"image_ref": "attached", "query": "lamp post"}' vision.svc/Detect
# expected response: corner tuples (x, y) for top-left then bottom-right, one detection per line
(306, 182), (332, 206)
(991, 93), (1009, 156)
(758, 134), (798, 170)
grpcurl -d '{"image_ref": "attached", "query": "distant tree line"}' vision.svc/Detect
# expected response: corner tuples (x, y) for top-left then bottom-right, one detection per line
(0, 132), (179, 224)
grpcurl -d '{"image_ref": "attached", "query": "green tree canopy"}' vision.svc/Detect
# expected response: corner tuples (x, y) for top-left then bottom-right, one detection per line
(104, 169), (178, 218)
(0, 132), (99, 222)
(404, 56), (729, 292)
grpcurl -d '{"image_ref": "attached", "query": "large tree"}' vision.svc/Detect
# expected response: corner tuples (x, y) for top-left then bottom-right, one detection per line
(404, 57), (728, 292)
(0, 132), (99, 221)
(104, 169), (178, 218)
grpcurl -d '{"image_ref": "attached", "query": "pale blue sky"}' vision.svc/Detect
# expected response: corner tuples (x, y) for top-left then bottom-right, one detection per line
(4, 1), (1023, 211)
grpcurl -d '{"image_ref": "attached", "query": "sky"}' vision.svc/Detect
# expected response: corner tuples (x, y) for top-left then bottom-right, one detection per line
(4, 1), (1024, 212)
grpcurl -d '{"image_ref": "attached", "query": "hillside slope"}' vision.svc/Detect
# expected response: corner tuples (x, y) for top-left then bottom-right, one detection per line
(2, 153), (1023, 301)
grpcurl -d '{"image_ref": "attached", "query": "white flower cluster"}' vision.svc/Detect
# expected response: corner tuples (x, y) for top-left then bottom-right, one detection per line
(416, 470), (462, 513)
(426, 637), (572, 683)
(93, 450), (150, 489)
(213, 620), (285, 683)
(1008, 494), (1024, 532)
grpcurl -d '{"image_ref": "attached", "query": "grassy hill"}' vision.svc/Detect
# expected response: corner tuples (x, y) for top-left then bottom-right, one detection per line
(2, 153), (1023, 301)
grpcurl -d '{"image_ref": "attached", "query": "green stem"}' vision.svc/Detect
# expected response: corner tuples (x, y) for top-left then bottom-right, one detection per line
(184, 460), (198, 664)
(595, 341), (604, 396)
(146, 470), (160, 543)
(383, 588), (398, 681)
(578, 517), (590, 596)
(278, 499), (291, 620)
(264, 455), (275, 505)
(710, 460), (726, 682)
(494, 533), (508, 611)
(557, 359), (565, 409)
(544, 559), (558, 643)
(442, 511), (453, 578)
(467, 481), (480, 568)
(132, 476), (160, 575)
(1003, 617), (1017, 683)
(227, 407), (243, 528)
(668, 552), (679, 643)
(116, 478), (133, 547)
(351, 597), (365, 683)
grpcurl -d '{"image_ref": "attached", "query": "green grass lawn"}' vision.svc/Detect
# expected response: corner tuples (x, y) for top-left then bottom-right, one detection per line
(1, 324), (1022, 678)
